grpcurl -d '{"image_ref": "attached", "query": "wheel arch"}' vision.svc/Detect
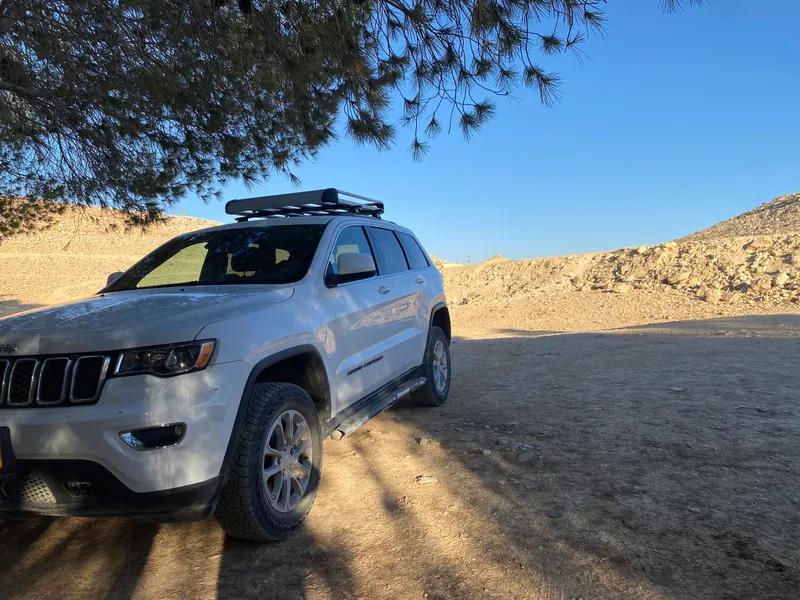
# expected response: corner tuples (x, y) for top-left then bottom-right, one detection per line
(251, 346), (332, 424)
(430, 303), (451, 342)
(214, 345), (331, 497)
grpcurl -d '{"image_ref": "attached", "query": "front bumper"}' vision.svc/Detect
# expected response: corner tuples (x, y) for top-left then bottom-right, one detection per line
(0, 460), (219, 521)
(0, 361), (250, 508)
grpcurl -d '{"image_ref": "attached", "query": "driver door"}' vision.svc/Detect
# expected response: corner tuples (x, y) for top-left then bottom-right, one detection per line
(323, 226), (393, 413)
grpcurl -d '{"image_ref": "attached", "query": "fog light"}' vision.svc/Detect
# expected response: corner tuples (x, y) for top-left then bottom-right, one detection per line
(64, 481), (98, 496)
(120, 423), (186, 451)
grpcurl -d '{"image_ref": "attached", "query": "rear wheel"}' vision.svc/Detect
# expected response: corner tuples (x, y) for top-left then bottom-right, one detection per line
(215, 382), (322, 541)
(411, 326), (451, 407)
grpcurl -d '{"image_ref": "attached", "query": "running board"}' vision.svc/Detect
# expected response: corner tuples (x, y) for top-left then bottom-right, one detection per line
(329, 377), (427, 440)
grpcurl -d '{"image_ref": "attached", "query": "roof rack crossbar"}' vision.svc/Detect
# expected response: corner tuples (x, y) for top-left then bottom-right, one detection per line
(225, 188), (384, 221)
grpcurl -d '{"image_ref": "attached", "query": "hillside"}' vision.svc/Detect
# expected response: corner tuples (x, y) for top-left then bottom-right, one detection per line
(680, 192), (800, 242)
(444, 233), (800, 308)
(2, 194), (800, 327)
(441, 192), (800, 311)
(0, 206), (218, 310)
(429, 254), (464, 269)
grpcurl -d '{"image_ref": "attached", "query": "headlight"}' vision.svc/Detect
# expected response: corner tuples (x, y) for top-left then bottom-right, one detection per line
(114, 340), (216, 377)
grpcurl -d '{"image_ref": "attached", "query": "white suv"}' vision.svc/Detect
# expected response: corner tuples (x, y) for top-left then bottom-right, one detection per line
(0, 189), (451, 540)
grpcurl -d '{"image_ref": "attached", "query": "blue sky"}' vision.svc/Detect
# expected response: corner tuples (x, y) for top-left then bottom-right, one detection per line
(177, 0), (800, 263)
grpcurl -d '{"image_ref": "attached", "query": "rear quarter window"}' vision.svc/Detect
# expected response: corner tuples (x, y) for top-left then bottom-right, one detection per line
(398, 233), (430, 270)
(369, 227), (409, 275)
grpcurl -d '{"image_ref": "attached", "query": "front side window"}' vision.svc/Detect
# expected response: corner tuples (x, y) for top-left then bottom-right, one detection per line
(328, 226), (375, 276)
(369, 227), (409, 275)
(105, 225), (326, 292)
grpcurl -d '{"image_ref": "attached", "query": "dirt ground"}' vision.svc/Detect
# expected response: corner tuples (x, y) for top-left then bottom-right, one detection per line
(2, 307), (799, 600)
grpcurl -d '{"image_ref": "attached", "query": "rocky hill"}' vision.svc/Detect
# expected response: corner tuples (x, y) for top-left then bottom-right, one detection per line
(444, 233), (800, 308)
(442, 192), (800, 310)
(680, 192), (800, 242)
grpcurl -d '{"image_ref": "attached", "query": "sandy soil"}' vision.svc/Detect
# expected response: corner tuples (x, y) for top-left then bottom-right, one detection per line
(1, 309), (799, 600)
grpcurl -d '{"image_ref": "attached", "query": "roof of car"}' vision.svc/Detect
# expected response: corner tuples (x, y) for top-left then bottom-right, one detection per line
(190, 215), (409, 236)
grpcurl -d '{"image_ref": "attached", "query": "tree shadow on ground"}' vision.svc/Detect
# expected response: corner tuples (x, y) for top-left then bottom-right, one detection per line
(0, 315), (798, 599)
(0, 297), (41, 318)
(0, 517), (158, 599)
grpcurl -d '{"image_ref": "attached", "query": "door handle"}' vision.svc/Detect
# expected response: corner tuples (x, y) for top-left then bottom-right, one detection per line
(378, 286), (392, 295)
(415, 276), (426, 284)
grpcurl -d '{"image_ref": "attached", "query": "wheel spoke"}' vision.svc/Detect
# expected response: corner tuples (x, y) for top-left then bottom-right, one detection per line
(263, 463), (282, 482)
(282, 472), (292, 511)
(264, 443), (282, 458)
(294, 460), (312, 476)
(270, 468), (284, 501)
(294, 438), (312, 457)
(294, 471), (309, 495)
(286, 411), (295, 446)
(267, 419), (285, 456)
(291, 421), (309, 445)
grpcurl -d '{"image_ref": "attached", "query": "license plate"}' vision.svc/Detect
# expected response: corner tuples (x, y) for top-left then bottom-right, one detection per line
(0, 427), (15, 473)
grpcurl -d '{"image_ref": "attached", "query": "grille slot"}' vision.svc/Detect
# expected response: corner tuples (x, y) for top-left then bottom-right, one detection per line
(0, 354), (109, 409)
(8, 359), (38, 406)
(0, 360), (8, 405)
(38, 358), (71, 405)
(70, 356), (109, 403)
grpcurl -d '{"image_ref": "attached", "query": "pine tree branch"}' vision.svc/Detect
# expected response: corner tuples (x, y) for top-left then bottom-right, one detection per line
(0, 80), (54, 97)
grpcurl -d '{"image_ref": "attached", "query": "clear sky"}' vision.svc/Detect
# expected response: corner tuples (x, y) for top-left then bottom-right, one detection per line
(176, 0), (800, 264)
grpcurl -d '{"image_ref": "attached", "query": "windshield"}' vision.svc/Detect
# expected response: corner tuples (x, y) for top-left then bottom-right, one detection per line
(104, 224), (326, 292)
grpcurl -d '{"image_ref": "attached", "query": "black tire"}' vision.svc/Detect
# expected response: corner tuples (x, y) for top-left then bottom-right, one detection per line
(215, 382), (323, 541)
(411, 326), (451, 407)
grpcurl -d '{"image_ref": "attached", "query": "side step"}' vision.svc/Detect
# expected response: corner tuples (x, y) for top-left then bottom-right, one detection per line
(329, 377), (427, 440)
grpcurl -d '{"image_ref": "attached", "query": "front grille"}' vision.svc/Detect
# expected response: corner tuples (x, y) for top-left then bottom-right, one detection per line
(0, 354), (110, 409)
(38, 358), (70, 405)
(71, 356), (107, 402)
(8, 359), (37, 406)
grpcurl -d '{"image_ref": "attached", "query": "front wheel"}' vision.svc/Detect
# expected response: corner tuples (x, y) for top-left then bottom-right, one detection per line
(215, 382), (322, 541)
(411, 326), (451, 407)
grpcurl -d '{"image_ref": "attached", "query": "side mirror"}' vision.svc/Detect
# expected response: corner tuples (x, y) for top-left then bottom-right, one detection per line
(106, 271), (124, 286)
(328, 253), (376, 286)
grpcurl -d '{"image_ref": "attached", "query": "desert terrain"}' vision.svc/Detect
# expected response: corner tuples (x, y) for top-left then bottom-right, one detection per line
(0, 194), (799, 600)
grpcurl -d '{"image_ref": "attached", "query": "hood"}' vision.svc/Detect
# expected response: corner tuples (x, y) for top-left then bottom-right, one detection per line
(0, 285), (294, 356)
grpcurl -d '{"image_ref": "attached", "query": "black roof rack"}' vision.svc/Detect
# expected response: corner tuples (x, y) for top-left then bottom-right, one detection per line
(225, 188), (384, 222)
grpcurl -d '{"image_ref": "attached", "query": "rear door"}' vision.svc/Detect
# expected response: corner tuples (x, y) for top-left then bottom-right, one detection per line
(366, 226), (428, 382)
(396, 230), (437, 353)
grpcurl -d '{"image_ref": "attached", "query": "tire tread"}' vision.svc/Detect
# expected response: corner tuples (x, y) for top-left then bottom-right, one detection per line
(411, 326), (451, 407)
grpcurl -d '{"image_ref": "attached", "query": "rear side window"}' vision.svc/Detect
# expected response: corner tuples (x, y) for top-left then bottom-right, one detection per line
(369, 227), (409, 274)
(329, 226), (374, 275)
(398, 233), (429, 270)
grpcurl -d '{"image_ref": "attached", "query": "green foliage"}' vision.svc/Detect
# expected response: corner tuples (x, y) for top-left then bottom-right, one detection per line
(0, 1), (703, 233)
